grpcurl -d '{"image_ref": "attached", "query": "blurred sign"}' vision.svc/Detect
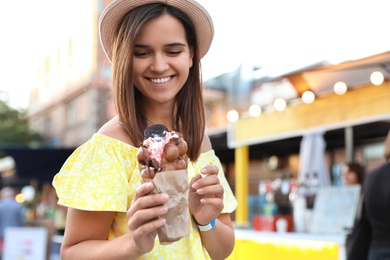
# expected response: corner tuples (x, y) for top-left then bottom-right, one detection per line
(309, 185), (361, 234)
(3, 227), (48, 260)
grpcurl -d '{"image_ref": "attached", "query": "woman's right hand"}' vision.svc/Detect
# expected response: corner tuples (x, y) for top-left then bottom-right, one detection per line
(126, 182), (169, 254)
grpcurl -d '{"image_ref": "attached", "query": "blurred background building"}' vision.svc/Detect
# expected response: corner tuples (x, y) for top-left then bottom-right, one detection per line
(27, 0), (113, 148)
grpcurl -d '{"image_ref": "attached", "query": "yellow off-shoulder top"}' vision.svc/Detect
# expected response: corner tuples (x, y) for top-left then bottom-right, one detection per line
(53, 133), (238, 260)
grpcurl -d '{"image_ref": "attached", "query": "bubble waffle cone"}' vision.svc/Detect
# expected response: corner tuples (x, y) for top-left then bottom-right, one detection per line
(136, 124), (190, 244)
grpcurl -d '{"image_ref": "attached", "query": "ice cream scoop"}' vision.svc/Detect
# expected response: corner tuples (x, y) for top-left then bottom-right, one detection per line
(137, 124), (188, 180)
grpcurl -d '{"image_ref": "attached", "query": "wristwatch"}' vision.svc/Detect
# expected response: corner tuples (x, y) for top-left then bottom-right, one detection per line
(197, 219), (216, 232)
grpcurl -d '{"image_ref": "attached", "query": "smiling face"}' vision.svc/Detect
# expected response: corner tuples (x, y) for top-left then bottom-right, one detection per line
(132, 14), (193, 106)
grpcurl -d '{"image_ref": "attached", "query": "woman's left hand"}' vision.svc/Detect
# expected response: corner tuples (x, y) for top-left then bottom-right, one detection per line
(188, 165), (224, 225)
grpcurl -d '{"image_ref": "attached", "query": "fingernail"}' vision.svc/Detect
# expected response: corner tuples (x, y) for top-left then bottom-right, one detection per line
(192, 182), (198, 189)
(145, 182), (153, 188)
(201, 168), (207, 174)
(160, 206), (168, 213)
(160, 194), (169, 201)
(196, 188), (204, 194)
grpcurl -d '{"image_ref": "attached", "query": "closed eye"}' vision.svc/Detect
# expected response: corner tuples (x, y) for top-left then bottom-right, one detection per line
(134, 51), (148, 57)
(167, 50), (182, 56)
(134, 44), (149, 58)
(134, 42), (187, 58)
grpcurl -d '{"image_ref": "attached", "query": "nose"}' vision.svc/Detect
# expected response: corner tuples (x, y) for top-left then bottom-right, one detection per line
(150, 53), (169, 72)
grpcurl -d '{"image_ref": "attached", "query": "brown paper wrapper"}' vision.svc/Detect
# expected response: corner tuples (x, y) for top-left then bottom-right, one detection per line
(144, 169), (189, 244)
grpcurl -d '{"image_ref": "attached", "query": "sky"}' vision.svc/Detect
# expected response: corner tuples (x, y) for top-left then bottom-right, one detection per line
(1, 0), (390, 109)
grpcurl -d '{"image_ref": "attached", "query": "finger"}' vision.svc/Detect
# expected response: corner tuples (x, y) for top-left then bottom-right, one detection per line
(193, 174), (220, 190)
(189, 173), (202, 192)
(128, 192), (169, 218)
(131, 217), (166, 241)
(200, 197), (224, 209)
(129, 204), (168, 231)
(200, 165), (219, 176)
(133, 182), (154, 202)
(195, 183), (224, 197)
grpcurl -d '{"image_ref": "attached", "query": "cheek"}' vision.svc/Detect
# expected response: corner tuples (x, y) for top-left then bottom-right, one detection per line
(132, 60), (144, 76)
(178, 59), (192, 76)
(176, 53), (193, 71)
(132, 61), (146, 87)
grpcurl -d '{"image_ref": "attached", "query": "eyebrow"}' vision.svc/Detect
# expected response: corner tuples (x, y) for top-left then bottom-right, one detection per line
(134, 42), (187, 48)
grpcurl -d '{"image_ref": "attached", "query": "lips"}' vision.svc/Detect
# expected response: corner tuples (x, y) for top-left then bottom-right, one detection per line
(150, 76), (171, 84)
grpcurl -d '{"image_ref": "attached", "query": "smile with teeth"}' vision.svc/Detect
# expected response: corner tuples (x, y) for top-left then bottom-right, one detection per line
(150, 77), (171, 84)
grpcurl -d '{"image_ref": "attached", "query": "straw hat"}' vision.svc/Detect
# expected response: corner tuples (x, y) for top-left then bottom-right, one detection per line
(99, 0), (214, 61)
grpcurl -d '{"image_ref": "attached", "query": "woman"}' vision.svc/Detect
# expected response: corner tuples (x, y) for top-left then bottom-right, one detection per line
(53, 1), (238, 259)
(342, 161), (366, 259)
(341, 162), (365, 186)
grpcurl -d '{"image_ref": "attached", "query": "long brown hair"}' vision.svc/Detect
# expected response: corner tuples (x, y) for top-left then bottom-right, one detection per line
(111, 3), (205, 161)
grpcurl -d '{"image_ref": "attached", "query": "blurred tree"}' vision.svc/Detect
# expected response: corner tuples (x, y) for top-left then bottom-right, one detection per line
(0, 99), (42, 157)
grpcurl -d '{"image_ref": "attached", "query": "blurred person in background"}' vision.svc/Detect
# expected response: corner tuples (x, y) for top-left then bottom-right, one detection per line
(343, 162), (366, 259)
(341, 162), (365, 186)
(0, 187), (25, 257)
(362, 129), (390, 260)
(348, 129), (390, 260)
(341, 161), (365, 223)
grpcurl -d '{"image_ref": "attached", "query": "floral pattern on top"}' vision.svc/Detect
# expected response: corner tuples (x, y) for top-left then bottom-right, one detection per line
(53, 133), (238, 260)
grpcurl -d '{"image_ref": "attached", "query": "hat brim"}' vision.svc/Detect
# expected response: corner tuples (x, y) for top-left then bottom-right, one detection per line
(99, 0), (214, 61)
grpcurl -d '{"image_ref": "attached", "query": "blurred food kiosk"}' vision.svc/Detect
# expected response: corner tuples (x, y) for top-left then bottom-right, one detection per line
(225, 53), (390, 260)
(227, 185), (361, 260)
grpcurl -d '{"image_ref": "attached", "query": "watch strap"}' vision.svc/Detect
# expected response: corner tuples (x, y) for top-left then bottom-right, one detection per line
(197, 219), (216, 232)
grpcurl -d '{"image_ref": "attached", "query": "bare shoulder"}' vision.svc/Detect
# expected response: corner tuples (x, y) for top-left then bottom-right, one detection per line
(200, 133), (213, 153)
(97, 115), (134, 146)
